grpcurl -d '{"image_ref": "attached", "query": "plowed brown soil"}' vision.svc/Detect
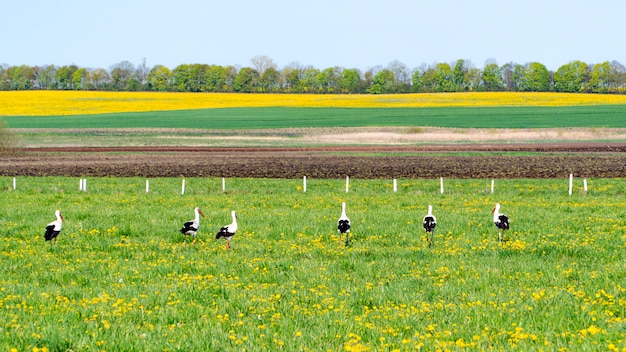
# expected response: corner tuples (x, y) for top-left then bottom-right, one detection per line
(2, 143), (626, 179)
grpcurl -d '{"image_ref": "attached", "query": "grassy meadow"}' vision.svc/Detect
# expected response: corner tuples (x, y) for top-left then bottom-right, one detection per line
(1, 176), (626, 351)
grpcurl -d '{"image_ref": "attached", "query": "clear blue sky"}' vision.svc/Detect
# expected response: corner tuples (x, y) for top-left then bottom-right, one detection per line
(2, 0), (624, 71)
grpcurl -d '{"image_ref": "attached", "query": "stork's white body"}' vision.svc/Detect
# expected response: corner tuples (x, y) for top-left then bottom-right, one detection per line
(216, 211), (238, 250)
(337, 202), (351, 245)
(492, 203), (510, 241)
(44, 210), (64, 245)
(180, 207), (205, 245)
(422, 205), (437, 246)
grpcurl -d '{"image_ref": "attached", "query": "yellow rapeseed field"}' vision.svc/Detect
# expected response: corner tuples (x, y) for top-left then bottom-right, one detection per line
(1, 91), (626, 116)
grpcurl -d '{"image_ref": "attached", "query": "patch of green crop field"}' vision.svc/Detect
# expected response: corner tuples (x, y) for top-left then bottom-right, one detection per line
(1, 176), (625, 351)
(4, 105), (626, 129)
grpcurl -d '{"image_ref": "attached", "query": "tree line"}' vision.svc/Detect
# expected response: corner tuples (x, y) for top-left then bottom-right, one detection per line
(1, 56), (625, 94)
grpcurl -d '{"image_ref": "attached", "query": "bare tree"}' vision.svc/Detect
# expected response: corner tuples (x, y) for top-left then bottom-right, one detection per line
(250, 55), (277, 75)
(387, 60), (410, 84)
(136, 58), (150, 85)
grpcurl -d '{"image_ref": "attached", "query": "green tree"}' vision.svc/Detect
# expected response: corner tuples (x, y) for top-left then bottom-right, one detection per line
(126, 73), (142, 91)
(259, 66), (280, 92)
(223, 66), (238, 92)
(37, 65), (57, 89)
(0, 65), (5, 90)
(172, 64), (192, 92)
(368, 69), (395, 94)
(519, 62), (550, 91)
(233, 67), (260, 93)
(55, 65), (78, 89)
(589, 62), (610, 93)
(466, 67), (482, 91)
(203, 65), (227, 92)
(554, 61), (588, 92)
(482, 62), (504, 91)
(147, 65), (172, 92)
(185, 64), (209, 92)
(433, 63), (454, 92)
(411, 69), (422, 92)
(282, 66), (303, 93)
(72, 68), (87, 90)
(339, 68), (361, 93)
(452, 59), (470, 91)
(318, 67), (341, 93)
(300, 68), (321, 93)
(609, 61), (626, 93)
(7, 65), (35, 90)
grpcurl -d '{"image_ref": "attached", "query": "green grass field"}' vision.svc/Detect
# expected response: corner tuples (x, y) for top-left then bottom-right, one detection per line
(5, 105), (626, 129)
(1, 176), (625, 351)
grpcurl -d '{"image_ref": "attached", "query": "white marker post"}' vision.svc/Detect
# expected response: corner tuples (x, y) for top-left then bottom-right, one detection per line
(13, 177), (16, 190)
(83, 179), (87, 192)
(440, 177), (444, 194)
(583, 178), (588, 194)
(222, 177), (226, 192)
(146, 179), (150, 193)
(568, 174), (573, 196)
(346, 176), (350, 193)
(393, 179), (397, 193)
(181, 179), (186, 195)
(303, 176), (307, 193)
(491, 179), (495, 194)
(79, 178), (83, 191)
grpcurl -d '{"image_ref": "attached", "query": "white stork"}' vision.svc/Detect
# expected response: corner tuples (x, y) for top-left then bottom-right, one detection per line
(337, 202), (351, 245)
(422, 204), (437, 246)
(491, 203), (510, 242)
(180, 207), (205, 245)
(216, 210), (238, 250)
(44, 210), (64, 245)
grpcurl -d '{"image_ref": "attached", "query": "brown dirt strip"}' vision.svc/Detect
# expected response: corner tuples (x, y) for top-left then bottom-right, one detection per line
(2, 143), (625, 179)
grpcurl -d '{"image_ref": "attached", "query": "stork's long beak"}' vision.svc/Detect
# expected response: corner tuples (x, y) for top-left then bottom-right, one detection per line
(491, 207), (495, 214)
(199, 210), (205, 218)
(60, 213), (65, 221)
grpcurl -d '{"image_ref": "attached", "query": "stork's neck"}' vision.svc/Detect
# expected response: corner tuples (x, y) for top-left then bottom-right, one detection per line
(194, 208), (201, 221)
(427, 205), (433, 216)
(493, 204), (501, 220)
(231, 211), (237, 223)
(341, 203), (347, 217)
(56, 211), (63, 222)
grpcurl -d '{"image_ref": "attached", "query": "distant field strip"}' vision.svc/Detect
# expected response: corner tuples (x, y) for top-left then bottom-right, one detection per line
(5, 105), (626, 129)
(3, 91), (626, 116)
